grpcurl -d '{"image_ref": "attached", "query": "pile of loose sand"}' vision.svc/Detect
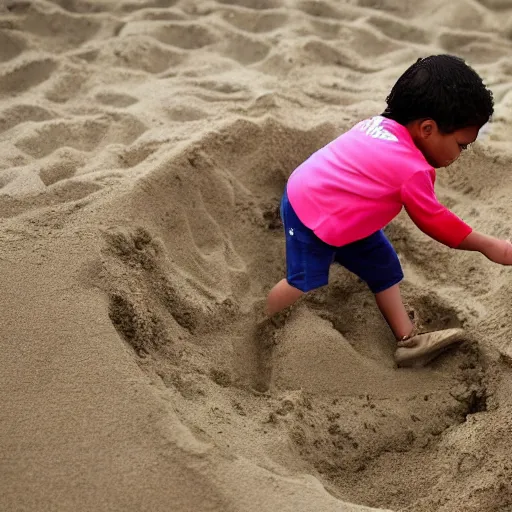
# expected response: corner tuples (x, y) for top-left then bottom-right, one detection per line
(2, 0), (512, 510)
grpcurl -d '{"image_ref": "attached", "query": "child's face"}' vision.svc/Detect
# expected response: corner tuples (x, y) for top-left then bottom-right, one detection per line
(409, 120), (479, 168)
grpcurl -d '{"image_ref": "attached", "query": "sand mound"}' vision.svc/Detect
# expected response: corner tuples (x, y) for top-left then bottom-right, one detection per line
(2, 0), (512, 511)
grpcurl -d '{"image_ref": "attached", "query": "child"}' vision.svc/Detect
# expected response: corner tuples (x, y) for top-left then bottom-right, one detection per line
(264, 54), (508, 368)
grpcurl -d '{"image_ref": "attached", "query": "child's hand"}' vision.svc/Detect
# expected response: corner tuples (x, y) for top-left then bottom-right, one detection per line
(458, 232), (512, 265)
(485, 239), (512, 265)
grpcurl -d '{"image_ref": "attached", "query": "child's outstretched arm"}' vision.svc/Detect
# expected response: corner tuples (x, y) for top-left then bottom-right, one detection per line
(401, 170), (512, 264)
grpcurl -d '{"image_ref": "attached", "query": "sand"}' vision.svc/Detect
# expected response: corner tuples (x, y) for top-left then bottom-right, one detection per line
(1, 0), (512, 510)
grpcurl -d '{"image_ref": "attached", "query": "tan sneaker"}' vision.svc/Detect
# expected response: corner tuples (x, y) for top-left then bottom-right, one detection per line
(394, 328), (464, 368)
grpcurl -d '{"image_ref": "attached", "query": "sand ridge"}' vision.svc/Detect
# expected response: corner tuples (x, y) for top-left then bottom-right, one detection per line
(1, 0), (512, 511)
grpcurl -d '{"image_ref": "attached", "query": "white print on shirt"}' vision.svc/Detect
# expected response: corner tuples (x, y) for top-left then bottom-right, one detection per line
(357, 116), (398, 142)
(289, 228), (294, 236)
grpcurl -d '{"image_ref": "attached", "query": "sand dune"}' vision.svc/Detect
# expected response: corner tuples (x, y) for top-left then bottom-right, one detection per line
(2, 0), (512, 511)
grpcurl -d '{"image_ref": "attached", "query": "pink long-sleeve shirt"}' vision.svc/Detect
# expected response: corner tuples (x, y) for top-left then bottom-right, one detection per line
(286, 116), (472, 248)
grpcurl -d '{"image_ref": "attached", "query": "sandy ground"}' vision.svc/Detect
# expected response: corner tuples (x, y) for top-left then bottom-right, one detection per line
(2, 0), (512, 510)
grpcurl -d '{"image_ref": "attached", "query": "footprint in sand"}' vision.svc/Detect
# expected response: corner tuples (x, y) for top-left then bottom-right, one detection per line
(0, 104), (54, 134)
(95, 91), (139, 108)
(0, 30), (26, 62)
(14, 114), (147, 159)
(0, 58), (57, 96)
(120, 21), (218, 50)
(216, 0), (283, 10)
(297, 0), (344, 19)
(220, 8), (289, 33)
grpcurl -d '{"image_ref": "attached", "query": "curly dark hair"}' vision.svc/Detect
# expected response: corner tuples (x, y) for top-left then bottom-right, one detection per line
(382, 55), (494, 133)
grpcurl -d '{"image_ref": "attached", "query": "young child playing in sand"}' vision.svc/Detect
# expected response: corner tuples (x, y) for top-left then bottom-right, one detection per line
(264, 54), (509, 368)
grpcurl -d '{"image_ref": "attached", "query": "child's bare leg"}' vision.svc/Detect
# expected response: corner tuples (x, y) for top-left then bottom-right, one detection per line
(252, 279), (303, 392)
(374, 283), (413, 340)
(266, 279), (304, 316)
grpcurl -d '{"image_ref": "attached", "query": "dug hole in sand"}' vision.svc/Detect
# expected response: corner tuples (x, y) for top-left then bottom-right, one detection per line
(1, 1), (512, 511)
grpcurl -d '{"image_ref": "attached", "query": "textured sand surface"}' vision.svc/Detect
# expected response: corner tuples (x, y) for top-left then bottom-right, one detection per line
(1, 0), (512, 511)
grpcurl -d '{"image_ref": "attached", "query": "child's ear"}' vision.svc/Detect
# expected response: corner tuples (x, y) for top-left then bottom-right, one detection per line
(419, 119), (437, 138)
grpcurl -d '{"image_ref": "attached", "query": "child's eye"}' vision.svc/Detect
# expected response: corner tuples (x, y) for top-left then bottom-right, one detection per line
(459, 143), (468, 151)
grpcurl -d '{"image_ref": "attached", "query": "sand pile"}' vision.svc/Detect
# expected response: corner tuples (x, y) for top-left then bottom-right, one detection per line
(2, 0), (512, 510)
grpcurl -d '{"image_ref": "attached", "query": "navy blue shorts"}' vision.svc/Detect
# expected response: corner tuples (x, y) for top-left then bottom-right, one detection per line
(280, 187), (403, 294)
